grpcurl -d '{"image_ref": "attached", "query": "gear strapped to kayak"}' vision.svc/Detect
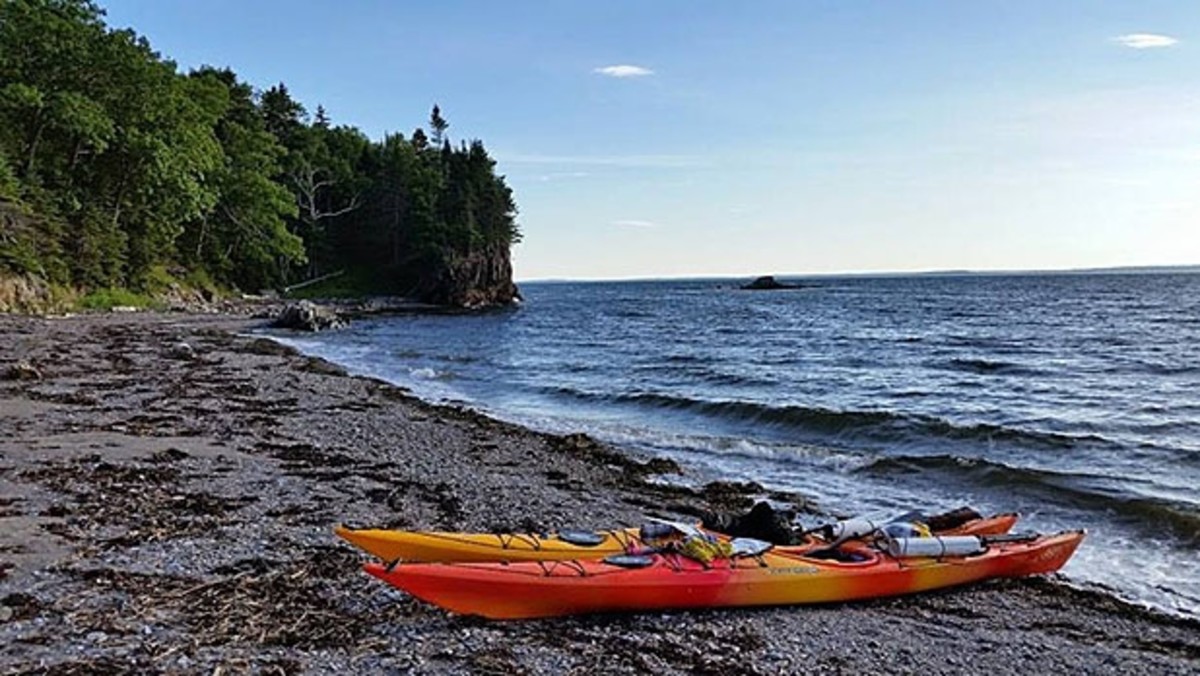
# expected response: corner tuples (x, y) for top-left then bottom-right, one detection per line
(333, 508), (1021, 564)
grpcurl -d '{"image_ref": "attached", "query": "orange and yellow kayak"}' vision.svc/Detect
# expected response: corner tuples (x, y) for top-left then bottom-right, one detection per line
(334, 513), (1019, 563)
(363, 530), (1084, 619)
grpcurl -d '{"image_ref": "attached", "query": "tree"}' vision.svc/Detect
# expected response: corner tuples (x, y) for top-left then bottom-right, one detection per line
(181, 67), (304, 290)
(411, 128), (428, 152)
(429, 104), (448, 147)
(0, 1), (521, 302)
(259, 83), (306, 150)
(286, 124), (370, 276)
(0, 0), (111, 191)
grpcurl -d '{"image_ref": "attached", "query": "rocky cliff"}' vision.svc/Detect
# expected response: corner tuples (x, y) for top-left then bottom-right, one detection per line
(414, 243), (521, 308)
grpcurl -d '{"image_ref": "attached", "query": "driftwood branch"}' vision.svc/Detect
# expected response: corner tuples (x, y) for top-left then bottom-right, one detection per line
(283, 269), (345, 294)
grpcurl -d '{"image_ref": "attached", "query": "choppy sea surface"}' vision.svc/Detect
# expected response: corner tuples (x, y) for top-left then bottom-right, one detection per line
(274, 273), (1200, 617)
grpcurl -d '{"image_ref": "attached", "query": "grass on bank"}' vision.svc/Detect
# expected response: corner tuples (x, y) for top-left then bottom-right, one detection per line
(284, 268), (409, 300)
(3, 261), (409, 314)
(0, 263), (236, 314)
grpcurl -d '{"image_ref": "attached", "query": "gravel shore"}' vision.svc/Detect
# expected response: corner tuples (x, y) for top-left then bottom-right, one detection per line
(1, 312), (1197, 674)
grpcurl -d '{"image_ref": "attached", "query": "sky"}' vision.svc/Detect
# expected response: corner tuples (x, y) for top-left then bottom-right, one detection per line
(100, 0), (1200, 280)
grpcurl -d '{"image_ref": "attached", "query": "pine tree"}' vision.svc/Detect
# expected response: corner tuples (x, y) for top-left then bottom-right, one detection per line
(429, 104), (449, 147)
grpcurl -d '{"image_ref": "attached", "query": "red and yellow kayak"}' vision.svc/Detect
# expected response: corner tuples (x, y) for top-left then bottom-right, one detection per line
(363, 530), (1084, 619)
(334, 513), (1019, 563)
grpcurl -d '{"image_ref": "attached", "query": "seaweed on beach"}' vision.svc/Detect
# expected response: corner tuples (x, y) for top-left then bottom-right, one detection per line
(38, 546), (413, 660)
(16, 455), (256, 547)
(171, 549), (387, 649)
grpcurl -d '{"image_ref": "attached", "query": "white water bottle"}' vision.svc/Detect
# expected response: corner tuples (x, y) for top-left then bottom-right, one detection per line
(886, 535), (984, 558)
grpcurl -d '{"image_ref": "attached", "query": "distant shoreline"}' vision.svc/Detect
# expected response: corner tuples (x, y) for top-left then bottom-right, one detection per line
(517, 264), (1200, 285)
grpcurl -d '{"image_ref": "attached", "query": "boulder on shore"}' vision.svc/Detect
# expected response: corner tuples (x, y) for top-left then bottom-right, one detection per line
(271, 301), (347, 332)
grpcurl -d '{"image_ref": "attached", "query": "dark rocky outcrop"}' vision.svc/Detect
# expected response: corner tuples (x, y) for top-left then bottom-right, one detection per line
(414, 244), (521, 308)
(741, 275), (801, 290)
(702, 501), (799, 545)
(271, 301), (347, 332)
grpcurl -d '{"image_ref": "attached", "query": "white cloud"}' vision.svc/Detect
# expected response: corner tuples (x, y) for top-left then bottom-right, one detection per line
(1113, 33), (1179, 49)
(613, 219), (658, 228)
(594, 64), (654, 78)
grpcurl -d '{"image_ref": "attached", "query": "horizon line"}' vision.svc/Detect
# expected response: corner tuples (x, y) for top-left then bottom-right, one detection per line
(515, 263), (1200, 284)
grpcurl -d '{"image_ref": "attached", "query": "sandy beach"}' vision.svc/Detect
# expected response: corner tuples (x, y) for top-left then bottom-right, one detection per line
(1, 311), (1197, 674)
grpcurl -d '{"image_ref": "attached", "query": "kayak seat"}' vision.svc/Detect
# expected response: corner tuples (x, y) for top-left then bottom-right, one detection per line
(803, 548), (877, 564)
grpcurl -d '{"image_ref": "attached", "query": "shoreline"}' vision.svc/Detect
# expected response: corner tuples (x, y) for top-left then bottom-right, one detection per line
(2, 311), (1197, 674)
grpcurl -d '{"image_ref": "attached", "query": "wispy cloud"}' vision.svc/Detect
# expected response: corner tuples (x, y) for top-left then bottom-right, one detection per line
(1113, 33), (1179, 49)
(537, 171), (590, 182)
(612, 219), (658, 228)
(594, 64), (654, 78)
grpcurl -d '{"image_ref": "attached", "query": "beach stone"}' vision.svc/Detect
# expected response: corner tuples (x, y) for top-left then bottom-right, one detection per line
(244, 337), (299, 356)
(166, 342), (196, 360)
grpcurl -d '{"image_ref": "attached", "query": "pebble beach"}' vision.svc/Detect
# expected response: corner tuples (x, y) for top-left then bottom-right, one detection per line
(2, 311), (1198, 675)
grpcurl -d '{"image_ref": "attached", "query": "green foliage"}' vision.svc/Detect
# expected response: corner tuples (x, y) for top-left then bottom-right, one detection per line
(0, 199), (70, 282)
(136, 264), (178, 294)
(0, 148), (18, 200)
(180, 67), (304, 291)
(183, 266), (223, 299)
(0, 228), (42, 276)
(0, 1), (520, 302)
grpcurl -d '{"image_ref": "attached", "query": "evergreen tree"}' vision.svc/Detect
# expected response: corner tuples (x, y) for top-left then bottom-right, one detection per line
(411, 128), (429, 152)
(429, 104), (448, 147)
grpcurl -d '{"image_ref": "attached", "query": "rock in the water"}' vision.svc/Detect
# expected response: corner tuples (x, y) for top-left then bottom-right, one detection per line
(741, 275), (799, 290)
(271, 301), (347, 332)
(3, 360), (41, 381)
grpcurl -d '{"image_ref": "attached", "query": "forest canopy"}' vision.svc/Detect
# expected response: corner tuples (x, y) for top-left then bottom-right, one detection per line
(0, 0), (520, 299)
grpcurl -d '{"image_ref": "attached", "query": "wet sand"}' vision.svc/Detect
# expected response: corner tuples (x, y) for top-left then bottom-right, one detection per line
(1, 312), (1197, 674)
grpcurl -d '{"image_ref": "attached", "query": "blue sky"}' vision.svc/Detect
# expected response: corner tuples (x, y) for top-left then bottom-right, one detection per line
(102, 1), (1200, 280)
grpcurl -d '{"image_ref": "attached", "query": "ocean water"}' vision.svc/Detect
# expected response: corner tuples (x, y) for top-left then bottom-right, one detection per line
(273, 273), (1200, 617)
